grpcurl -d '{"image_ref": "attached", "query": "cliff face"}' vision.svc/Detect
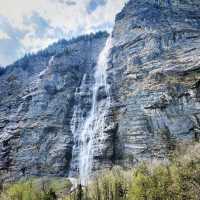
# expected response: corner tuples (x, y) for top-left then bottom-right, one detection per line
(108, 0), (200, 166)
(1, 0), (200, 182)
(0, 32), (108, 181)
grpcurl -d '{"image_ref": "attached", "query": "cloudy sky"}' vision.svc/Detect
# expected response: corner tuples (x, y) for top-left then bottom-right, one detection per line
(0, 0), (127, 66)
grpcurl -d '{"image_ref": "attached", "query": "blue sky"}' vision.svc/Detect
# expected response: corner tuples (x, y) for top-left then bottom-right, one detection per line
(0, 0), (127, 66)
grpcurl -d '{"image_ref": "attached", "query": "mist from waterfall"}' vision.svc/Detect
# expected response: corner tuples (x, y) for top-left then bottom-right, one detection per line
(69, 36), (112, 184)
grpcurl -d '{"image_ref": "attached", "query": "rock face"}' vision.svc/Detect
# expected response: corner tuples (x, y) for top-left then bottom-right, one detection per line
(108, 0), (200, 166)
(0, 32), (108, 181)
(1, 0), (200, 182)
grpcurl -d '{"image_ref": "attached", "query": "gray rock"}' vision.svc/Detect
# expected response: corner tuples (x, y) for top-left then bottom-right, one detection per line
(96, 86), (107, 102)
(107, 0), (200, 167)
(0, 32), (108, 182)
(1, 0), (200, 181)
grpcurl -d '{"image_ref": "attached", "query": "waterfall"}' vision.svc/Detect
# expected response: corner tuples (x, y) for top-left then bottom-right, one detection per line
(48, 55), (55, 66)
(69, 36), (112, 184)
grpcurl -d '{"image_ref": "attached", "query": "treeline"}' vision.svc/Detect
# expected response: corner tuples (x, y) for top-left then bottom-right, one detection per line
(0, 31), (108, 76)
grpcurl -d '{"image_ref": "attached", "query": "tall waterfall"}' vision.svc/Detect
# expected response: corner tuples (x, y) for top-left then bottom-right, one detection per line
(69, 36), (112, 184)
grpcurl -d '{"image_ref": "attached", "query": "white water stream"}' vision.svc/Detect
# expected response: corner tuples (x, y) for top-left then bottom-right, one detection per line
(69, 36), (112, 184)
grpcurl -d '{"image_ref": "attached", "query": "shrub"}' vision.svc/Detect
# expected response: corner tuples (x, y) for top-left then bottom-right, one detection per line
(1, 143), (199, 200)
(88, 168), (129, 200)
(128, 143), (200, 200)
(0, 178), (71, 200)
(67, 143), (200, 200)
(66, 167), (130, 200)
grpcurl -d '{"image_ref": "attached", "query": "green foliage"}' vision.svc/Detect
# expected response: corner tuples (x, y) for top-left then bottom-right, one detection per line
(1, 180), (57, 200)
(1, 143), (200, 200)
(67, 143), (200, 200)
(128, 143), (200, 200)
(89, 168), (129, 200)
(129, 164), (176, 200)
(0, 178), (71, 200)
(66, 167), (130, 200)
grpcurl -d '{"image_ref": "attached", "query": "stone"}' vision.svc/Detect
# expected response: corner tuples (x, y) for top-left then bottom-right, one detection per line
(96, 86), (107, 102)
(107, 0), (200, 167)
(1, 0), (200, 182)
(0, 32), (108, 182)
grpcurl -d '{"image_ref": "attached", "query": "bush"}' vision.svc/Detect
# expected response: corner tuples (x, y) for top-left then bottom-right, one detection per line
(1, 143), (199, 200)
(67, 143), (200, 200)
(0, 178), (71, 200)
(89, 168), (129, 200)
(65, 167), (130, 200)
(128, 143), (200, 200)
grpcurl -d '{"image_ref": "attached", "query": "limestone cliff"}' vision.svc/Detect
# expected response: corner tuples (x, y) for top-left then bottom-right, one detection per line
(108, 0), (200, 166)
(0, 32), (108, 181)
(1, 0), (200, 182)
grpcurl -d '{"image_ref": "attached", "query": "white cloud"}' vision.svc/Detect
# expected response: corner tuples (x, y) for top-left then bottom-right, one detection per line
(21, 33), (58, 53)
(0, 0), (127, 65)
(86, 0), (126, 32)
(0, 30), (10, 40)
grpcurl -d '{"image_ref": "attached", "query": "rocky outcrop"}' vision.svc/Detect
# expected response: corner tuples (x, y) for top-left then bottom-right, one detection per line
(0, 32), (108, 181)
(1, 0), (200, 182)
(108, 0), (200, 166)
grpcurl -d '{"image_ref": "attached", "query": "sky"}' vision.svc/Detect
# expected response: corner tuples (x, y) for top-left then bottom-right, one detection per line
(0, 0), (127, 66)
